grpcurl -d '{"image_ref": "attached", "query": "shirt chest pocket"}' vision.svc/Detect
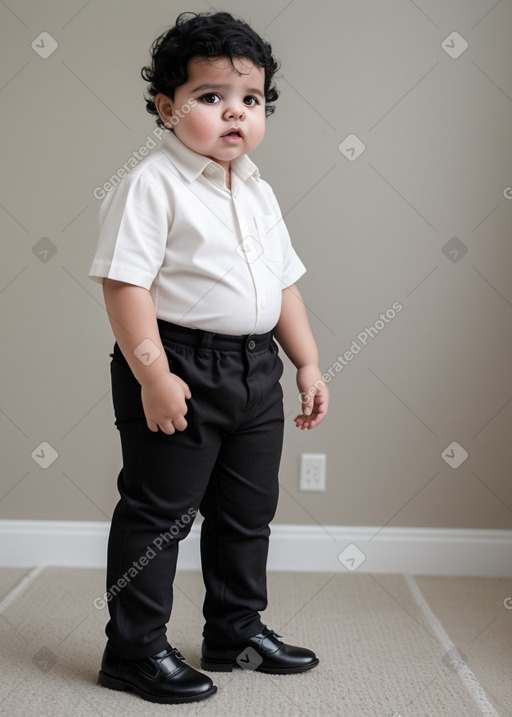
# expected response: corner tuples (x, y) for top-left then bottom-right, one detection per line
(253, 215), (283, 264)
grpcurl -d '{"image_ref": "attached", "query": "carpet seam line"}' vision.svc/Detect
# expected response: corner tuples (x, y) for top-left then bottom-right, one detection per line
(0, 565), (47, 614)
(404, 573), (500, 717)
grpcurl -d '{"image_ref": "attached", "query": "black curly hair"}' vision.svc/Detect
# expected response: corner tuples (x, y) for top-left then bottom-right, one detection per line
(141, 11), (280, 129)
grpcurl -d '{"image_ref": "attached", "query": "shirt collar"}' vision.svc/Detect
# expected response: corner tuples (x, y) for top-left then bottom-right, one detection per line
(161, 130), (260, 185)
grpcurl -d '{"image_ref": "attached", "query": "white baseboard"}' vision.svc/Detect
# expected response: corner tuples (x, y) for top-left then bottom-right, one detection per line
(0, 520), (511, 577)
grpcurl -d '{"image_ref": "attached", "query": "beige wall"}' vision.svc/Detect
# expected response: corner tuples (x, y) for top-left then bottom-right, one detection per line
(1, 0), (511, 530)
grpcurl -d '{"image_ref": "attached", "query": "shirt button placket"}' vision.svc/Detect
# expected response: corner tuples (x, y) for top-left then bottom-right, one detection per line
(232, 198), (261, 332)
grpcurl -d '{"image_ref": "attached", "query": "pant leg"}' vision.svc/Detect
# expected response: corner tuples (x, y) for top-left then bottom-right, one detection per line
(200, 338), (285, 644)
(105, 342), (226, 659)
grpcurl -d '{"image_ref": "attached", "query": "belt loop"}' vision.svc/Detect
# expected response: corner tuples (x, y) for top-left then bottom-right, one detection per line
(199, 331), (214, 357)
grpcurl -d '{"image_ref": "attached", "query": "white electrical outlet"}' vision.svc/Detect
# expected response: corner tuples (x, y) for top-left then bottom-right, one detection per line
(300, 453), (326, 492)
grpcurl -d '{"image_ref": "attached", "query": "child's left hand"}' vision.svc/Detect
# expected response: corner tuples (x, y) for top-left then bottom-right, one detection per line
(294, 365), (329, 430)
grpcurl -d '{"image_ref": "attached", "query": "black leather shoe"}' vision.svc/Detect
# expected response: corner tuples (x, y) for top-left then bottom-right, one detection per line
(98, 645), (217, 704)
(201, 627), (319, 674)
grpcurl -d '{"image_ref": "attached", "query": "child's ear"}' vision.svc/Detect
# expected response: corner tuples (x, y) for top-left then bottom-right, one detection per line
(154, 93), (174, 128)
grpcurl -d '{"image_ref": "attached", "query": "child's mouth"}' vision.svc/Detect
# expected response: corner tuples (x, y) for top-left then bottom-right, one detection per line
(222, 132), (243, 144)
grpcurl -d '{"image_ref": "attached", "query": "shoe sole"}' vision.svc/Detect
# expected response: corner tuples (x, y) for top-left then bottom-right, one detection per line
(200, 657), (319, 674)
(98, 670), (217, 704)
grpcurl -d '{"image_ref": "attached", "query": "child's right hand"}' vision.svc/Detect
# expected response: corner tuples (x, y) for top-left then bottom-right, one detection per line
(141, 372), (192, 434)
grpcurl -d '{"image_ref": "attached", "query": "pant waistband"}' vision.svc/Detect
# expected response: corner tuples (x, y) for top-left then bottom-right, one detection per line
(157, 319), (274, 353)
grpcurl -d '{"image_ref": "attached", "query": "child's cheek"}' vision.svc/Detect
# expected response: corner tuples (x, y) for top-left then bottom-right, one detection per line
(185, 109), (216, 142)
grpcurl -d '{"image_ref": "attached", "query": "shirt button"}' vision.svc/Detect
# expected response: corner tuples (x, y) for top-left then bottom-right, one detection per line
(247, 339), (256, 351)
(205, 165), (216, 175)
(260, 301), (266, 311)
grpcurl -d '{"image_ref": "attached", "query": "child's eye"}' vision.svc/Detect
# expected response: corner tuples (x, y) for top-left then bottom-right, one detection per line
(244, 96), (260, 107)
(199, 93), (221, 104)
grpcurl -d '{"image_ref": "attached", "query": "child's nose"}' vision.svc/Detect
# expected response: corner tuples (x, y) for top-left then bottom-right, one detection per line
(223, 103), (246, 120)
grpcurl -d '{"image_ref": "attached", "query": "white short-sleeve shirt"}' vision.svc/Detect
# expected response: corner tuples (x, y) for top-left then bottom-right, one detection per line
(89, 130), (306, 335)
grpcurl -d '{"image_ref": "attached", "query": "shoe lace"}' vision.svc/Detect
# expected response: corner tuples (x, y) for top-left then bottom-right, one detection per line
(264, 628), (283, 639)
(162, 646), (185, 661)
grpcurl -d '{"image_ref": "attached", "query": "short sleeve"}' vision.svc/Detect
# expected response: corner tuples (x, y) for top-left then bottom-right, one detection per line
(263, 183), (306, 288)
(89, 172), (171, 288)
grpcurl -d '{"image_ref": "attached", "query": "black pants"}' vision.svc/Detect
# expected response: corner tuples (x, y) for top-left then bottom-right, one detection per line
(104, 320), (285, 659)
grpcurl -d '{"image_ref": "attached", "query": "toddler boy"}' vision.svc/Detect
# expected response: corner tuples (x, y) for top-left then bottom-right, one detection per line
(89, 10), (329, 704)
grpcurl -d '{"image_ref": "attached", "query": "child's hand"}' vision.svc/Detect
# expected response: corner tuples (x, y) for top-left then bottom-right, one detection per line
(141, 372), (192, 434)
(295, 365), (329, 430)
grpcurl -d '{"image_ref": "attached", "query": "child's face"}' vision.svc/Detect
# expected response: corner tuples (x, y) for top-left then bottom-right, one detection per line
(156, 56), (266, 173)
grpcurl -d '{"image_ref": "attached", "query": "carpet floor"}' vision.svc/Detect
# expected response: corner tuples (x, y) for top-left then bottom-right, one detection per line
(0, 567), (511, 716)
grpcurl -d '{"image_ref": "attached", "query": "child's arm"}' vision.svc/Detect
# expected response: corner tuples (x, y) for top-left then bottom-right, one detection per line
(274, 284), (329, 430)
(103, 278), (191, 435)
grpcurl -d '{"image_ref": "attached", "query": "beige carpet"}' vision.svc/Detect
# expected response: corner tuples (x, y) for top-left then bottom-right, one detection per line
(0, 567), (511, 716)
